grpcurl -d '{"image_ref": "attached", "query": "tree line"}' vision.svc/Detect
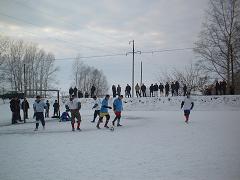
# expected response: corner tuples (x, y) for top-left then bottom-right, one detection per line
(72, 57), (108, 97)
(0, 35), (58, 96)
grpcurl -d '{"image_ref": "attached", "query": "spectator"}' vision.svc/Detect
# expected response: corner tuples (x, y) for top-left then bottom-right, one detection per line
(175, 81), (180, 96)
(69, 87), (74, 96)
(112, 85), (117, 98)
(117, 85), (121, 96)
(149, 84), (154, 97)
(153, 83), (159, 97)
(141, 84), (147, 97)
(73, 87), (78, 96)
(165, 82), (170, 97)
(135, 83), (141, 97)
(183, 84), (187, 96)
(10, 96), (21, 124)
(21, 97), (29, 119)
(45, 100), (50, 118)
(171, 82), (175, 96)
(159, 83), (164, 96)
(91, 85), (96, 98)
(53, 100), (59, 117)
(125, 84), (131, 98)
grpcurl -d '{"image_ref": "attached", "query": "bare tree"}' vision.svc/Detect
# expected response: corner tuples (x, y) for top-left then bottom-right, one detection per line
(72, 57), (108, 96)
(194, 0), (240, 93)
(1, 35), (58, 95)
(156, 63), (210, 94)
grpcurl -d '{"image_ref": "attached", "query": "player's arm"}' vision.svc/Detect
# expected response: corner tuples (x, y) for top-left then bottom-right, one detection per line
(181, 101), (184, 109)
(190, 102), (194, 110)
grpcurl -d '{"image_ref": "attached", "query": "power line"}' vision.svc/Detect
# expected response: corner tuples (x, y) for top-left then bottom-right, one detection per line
(141, 47), (193, 54)
(54, 47), (194, 61)
(54, 53), (126, 61)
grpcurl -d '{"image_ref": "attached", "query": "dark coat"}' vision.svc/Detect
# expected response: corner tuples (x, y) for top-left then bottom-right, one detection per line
(165, 83), (170, 92)
(141, 85), (146, 92)
(10, 99), (20, 112)
(21, 100), (29, 111)
(53, 102), (59, 110)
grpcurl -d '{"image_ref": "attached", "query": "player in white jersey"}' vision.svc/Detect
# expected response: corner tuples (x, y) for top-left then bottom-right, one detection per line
(66, 95), (81, 131)
(91, 96), (101, 123)
(181, 92), (194, 123)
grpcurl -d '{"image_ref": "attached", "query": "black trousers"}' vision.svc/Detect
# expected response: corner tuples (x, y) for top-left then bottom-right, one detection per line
(93, 110), (100, 121)
(35, 112), (45, 128)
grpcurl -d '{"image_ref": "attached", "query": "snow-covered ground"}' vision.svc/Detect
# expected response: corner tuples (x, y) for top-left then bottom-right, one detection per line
(0, 96), (240, 180)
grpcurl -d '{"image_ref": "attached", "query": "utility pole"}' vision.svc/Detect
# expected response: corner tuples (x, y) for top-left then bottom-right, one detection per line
(23, 64), (26, 123)
(140, 61), (143, 85)
(127, 40), (141, 98)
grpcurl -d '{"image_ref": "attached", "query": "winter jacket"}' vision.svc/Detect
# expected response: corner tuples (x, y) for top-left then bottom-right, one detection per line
(92, 98), (101, 111)
(126, 85), (131, 92)
(33, 100), (47, 113)
(61, 112), (70, 119)
(10, 99), (20, 112)
(53, 102), (59, 110)
(135, 84), (140, 91)
(100, 98), (111, 113)
(165, 83), (170, 92)
(159, 84), (164, 91)
(113, 98), (123, 112)
(153, 84), (158, 91)
(21, 100), (29, 110)
(181, 97), (194, 110)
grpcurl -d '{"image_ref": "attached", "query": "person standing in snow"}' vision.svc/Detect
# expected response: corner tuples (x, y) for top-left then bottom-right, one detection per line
(141, 84), (146, 97)
(112, 95), (123, 127)
(10, 96), (21, 124)
(117, 85), (121, 96)
(125, 84), (131, 98)
(45, 100), (50, 118)
(183, 84), (187, 96)
(33, 95), (47, 131)
(153, 83), (159, 97)
(165, 82), (170, 97)
(53, 100), (59, 117)
(135, 83), (141, 97)
(112, 85), (117, 98)
(181, 92), (194, 123)
(96, 94), (112, 129)
(65, 95), (82, 131)
(159, 83), (164, 96)
(91, 85), (96, 98)
(91, 96), (101, 123)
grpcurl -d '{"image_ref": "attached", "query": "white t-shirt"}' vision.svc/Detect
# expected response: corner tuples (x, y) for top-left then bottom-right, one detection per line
(66, 98), (81, 110)
(182, 97), (194, 110)
(93, 98), (101, 111)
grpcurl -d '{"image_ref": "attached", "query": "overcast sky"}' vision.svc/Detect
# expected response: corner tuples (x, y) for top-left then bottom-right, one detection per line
(0, 0), (209, 92)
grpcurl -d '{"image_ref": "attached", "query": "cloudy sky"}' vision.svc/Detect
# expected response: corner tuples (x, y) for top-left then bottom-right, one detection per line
(0, 0), (209, 93)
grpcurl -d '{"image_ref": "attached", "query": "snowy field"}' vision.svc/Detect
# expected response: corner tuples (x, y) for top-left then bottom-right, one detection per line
(0, 96), (240, 180)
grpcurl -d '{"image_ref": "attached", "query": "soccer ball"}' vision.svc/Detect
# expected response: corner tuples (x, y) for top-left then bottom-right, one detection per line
(110, 126), (114, 131)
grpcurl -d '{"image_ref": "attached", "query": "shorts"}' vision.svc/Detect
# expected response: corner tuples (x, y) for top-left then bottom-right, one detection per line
(184, 110), (190, 116)
(100, 112), (109, 118)
(70, 109), (81, 123)
(114, 111), (121, 117)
